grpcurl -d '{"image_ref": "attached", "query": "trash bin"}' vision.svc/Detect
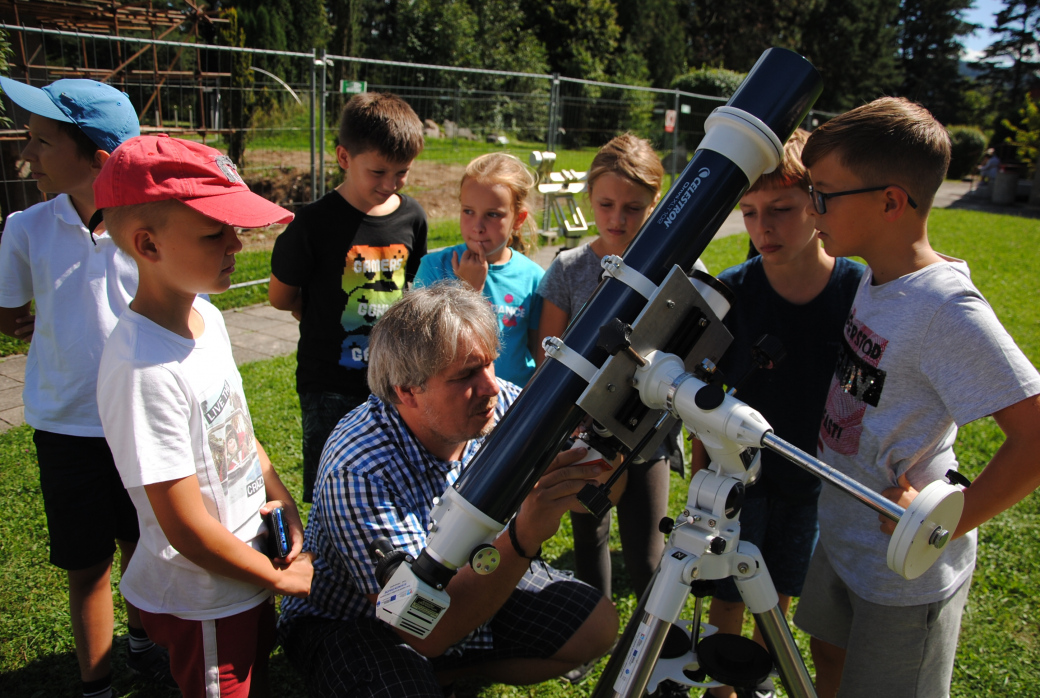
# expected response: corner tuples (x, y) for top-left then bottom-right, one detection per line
(992, 169), (1020, 205)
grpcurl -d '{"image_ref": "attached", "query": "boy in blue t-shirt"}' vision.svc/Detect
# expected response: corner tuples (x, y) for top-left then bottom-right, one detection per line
(269, 92), (427, 503)
(703, 130), (864, 698)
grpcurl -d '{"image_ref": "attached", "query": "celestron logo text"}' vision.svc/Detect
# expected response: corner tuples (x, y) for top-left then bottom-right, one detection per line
(661, 168), (710, 228)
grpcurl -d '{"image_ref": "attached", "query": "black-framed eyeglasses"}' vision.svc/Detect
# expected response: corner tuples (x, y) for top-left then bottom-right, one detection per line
(808, 184), (918, 214)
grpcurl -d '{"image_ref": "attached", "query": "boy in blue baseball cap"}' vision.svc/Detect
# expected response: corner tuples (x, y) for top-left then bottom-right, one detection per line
(0, 78), (172, 697)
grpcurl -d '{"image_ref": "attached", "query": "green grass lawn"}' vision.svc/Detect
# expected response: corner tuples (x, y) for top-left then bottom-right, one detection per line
(1, 209), (1038, 696)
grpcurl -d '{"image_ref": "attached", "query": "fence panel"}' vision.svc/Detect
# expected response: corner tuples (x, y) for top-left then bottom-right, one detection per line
(0, 25), (317, 221)
(0, 25), (835, 229)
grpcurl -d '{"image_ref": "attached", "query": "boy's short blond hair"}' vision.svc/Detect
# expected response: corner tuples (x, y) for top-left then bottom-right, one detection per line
(802, 97), (951, 211)
(337, 92), (424, 162)
(748, 129), (811, 194)
(102, 199), (186, 253)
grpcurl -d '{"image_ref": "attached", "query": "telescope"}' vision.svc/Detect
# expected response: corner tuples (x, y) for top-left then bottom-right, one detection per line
(374, 50), (965, 689)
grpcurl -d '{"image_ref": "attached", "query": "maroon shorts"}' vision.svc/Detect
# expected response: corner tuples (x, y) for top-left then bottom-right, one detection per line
(140, 597), (276, 698)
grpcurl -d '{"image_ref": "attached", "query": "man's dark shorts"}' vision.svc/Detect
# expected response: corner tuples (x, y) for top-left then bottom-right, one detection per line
(280, 564), (602, 697)
(34, 430), (139, 570)
(713, 496), (819, 603)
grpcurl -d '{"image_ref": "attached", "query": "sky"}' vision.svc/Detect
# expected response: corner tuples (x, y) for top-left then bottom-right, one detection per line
(961, 0), (1006, 59)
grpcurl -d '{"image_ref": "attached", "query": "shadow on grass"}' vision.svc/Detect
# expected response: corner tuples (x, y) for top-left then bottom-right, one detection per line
(0, 636), (184, 698)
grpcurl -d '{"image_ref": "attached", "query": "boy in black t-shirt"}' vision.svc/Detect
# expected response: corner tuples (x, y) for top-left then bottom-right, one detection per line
(701, 130), (864, 698)
(269, 92), (427, 502)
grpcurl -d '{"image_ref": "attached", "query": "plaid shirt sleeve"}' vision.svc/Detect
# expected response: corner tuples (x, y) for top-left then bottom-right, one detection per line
(281, 383), (522, 633)
(320, 463), (429, 597)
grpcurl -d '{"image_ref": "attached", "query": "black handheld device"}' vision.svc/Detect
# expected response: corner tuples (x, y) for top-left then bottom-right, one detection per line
(265, 507), (291, 559)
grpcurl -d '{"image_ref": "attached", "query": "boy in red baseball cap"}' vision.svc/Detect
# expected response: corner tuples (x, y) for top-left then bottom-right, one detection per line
(94, 135), (313, 697)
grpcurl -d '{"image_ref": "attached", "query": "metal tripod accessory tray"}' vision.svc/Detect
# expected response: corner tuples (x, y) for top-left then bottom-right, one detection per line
(886, 480), (964, 580)
(576, 265), (733, 455)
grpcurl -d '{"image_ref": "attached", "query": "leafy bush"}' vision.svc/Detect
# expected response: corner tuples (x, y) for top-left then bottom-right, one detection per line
(947, 125), (988, 180)
(671, 67), (746, 98)
(1003, 93), (1040, 176)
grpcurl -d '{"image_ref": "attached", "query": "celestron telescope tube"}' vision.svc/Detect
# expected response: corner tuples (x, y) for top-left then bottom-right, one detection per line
(422, 50), (823, 575)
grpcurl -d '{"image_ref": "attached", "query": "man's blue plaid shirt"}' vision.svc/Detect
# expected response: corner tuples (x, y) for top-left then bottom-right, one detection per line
(279, 379), (521, 651)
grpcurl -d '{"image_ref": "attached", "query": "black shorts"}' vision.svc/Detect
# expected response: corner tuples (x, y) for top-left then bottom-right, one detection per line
(281, 564), (603, 697)
(34, 430), (140, 570)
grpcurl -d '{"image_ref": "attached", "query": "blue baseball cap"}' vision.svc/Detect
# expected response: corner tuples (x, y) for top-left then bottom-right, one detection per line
(0, 77), (140, 154)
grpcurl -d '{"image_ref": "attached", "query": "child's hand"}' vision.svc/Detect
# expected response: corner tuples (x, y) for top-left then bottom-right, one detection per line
(260, 500), (305, 564)
(14, 311), (34, 342)
(879, 472), (919, 535)
(272, 551), (314, 598)
(451, 246), (489, 292)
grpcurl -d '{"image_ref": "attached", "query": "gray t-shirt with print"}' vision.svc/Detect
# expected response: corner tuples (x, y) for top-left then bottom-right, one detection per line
(537, 242), (709, 316)
(817, 257), (1040, 606)
(536, 244), (604, 316)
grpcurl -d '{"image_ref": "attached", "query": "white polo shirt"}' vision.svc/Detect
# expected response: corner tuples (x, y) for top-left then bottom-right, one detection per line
(0, 194), (138, 436)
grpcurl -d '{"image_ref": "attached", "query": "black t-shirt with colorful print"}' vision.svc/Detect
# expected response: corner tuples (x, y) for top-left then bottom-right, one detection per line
(271, 190), (427, 396)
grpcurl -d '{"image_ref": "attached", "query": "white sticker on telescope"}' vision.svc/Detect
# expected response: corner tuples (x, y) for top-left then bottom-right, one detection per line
(661, 168), (710, 228)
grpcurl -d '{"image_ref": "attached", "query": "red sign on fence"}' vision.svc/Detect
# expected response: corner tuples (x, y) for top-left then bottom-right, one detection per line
(664, 109), (677, 133)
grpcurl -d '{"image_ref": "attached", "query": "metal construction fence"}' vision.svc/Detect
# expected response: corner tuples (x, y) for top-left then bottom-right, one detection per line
(0, 25), (833, 225)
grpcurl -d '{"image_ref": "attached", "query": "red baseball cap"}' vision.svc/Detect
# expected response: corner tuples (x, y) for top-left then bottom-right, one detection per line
(92, 134), (293, 229)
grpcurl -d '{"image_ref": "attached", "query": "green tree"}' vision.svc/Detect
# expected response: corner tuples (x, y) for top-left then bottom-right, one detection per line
(615, 0), (689, 88)
(896, 0), (976, 125)
(1003, 92), (1040, 174)
(228, 0), (329, 78)
(392, 0), (478, 67)
(217, 7), (255, 168)
(672, 67), (746, 97)
(0, 28), (11, 128)
(471, 0), (549, 74)
(975, 0), (1040, 142)
(801, 0), (903, 112)
(522, 0), (622, 80)
(684, 0), (819, 72)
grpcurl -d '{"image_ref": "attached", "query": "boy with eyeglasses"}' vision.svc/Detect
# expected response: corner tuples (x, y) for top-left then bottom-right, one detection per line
(791, 96), (1040, 698)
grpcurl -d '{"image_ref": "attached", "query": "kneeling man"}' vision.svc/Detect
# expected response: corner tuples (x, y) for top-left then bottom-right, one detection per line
(278, 281), (618, 696)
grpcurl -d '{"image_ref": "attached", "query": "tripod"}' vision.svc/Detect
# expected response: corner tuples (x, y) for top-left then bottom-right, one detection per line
(593, 448), (815, 698)
(541, 260), (967, 698)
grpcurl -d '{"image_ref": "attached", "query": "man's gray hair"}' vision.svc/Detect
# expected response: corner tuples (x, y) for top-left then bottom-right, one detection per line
(368, 280), (500, 404)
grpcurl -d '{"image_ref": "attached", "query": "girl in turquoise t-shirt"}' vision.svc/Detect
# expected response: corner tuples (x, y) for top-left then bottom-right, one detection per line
(415, 153), (543, 386)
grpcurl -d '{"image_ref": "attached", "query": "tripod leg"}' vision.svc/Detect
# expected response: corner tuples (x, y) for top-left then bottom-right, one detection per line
(734, 554), (817, 698)
(593, 549), (697, 698)
(592, 570), (656, 698)
(752, 606), (817, 698)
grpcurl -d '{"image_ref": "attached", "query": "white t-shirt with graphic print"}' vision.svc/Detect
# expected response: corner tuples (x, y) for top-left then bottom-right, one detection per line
(98, 297), (270, 620)
(816, 256), (1040, 606)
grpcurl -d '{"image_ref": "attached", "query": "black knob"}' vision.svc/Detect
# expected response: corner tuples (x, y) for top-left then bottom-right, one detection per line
(695, 384), (726, 411)
(752, 334), (787, 369)
(709, 536), (727, 554)
(578, 482), (614, 519)
(597, 318), (634, 356)
(659, 517), (675, 534)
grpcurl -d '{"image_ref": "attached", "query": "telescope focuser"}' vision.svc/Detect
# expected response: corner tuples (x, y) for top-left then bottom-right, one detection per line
(371, 536), (413, 587)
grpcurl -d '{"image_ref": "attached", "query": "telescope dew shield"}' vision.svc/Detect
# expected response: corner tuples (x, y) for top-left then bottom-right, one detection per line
(452, 48), (823, 524)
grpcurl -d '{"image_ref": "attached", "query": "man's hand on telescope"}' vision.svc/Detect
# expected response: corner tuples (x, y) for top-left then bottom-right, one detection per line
(513, 446), (613, 555)
(879, 472), (918, 535)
